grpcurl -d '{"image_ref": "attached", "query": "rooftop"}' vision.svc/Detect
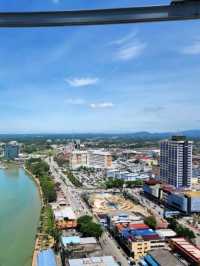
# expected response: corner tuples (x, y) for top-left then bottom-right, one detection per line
(171, 238), (200, 263)
(155, 229), (176, 238)
(37, 249), (57, 266)
(72, 150), (87, 154)
(171, 136), (187, 141)
(54, 206), (76, 220)
(61, 236), (97, 246)
(121, 227), (160, 241)
(116, 223), (149, 232)
(68, 256), (118, 266)
(89, 150), (111, 156)
(148, 249), (184, 266)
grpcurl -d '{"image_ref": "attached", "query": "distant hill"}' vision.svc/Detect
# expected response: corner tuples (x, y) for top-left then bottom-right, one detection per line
(116, 130), (200, 140)
(0, 130), (200, 141)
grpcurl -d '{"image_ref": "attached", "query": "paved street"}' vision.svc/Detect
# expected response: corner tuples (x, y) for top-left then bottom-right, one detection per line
(46, 157), (130, 265)
(100, 231), (129, 266)
(47, 157), (90, 216)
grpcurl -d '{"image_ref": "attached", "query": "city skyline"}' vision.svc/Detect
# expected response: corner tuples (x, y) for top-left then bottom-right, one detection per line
(0, 0), (200, 133)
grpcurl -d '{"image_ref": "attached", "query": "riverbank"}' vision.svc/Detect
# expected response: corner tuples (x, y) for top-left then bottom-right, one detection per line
(24, 161), (57, 266)
(24, 167), (44, 266)
(24, 167), (44, 207)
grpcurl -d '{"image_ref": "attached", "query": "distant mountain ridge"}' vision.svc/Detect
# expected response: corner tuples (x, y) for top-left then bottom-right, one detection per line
(124, 130), (200, 140)
(0, 129), (200, 140)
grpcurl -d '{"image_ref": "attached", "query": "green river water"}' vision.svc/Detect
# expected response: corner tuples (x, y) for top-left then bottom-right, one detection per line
(0, 167), (41, 266)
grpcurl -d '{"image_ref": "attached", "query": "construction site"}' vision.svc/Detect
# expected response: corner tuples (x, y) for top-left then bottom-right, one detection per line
(88, 192), (149, 217)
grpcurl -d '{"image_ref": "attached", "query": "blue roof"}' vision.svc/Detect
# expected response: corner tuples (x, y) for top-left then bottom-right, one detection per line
(121, 228), (157, 239)
(144, 255), (159, 266)
(61, 236), (80, 245)
(37, 249), (57, 266)
(139, 259), (149, 266)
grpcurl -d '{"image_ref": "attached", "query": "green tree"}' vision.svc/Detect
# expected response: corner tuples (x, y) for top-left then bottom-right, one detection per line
(77, 215), (92, 225)
(168, 218), (195, 240)
(105, 178), (124, 189)
(77, 215), (103, 239)
(144, 215), (157, 229)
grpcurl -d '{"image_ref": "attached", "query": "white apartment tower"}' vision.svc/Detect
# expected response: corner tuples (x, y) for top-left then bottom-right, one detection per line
(160, 136), (192, 188)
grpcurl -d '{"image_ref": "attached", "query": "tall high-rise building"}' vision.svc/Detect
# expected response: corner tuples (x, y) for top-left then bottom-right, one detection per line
(160, 136), (192, 188)
(4, 141), (20, 160)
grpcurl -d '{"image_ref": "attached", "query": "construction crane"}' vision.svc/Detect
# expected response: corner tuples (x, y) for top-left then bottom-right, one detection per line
(0, 0), (200, 27)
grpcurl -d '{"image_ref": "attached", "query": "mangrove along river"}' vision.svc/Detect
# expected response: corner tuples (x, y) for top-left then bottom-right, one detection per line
(0, 166), (41, 266)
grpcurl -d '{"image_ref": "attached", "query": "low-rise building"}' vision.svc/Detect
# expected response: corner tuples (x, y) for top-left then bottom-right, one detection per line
(61, 236), (102, 263)
(88, 150), (112, 169)
(69, 150), (88, 169)
(107, 212), (143, 231)
(67, 256), (118, 266)
(143, 180), (200, 214)
(53, 206), (77, 229)
(155, 229), (176, 239)
(107, 169), (149, 181)
(116, 223), (165, 261)
(140, 249), (185, 266)
(37, 249), (57, 266)
(170, 237), (200, 266)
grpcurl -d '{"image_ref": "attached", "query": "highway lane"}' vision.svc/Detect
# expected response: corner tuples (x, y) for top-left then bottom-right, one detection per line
(46, 157), (130, 265)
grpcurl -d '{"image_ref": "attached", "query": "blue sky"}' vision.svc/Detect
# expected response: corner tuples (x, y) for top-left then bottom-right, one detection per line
(0, 0), (200, 133)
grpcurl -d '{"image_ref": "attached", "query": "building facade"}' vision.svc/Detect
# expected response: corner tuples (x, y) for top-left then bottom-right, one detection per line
(4, 141), (19, 160)
(88, 150), (112, 169)
(69, 150), (88, 169)
(160, 136), (192, 188)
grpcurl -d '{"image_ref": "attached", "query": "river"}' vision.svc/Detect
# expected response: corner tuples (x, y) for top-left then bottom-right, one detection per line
(0, 166), (41, 266)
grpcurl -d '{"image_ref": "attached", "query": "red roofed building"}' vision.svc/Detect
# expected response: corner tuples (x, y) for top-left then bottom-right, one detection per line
(170, 238), (200, 266)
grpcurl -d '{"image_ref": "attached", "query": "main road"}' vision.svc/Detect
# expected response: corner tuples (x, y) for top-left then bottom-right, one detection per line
(46, 156), (130, 266)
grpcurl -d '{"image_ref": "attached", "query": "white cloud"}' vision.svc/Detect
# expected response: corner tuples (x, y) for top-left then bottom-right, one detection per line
(110, 31), (138, 46)
(65, 98), (85, 105)
(65, 77), (99, 87)
(181, 41), (200, 55)
(116, 42), (146, 61)
(112, 31), (146, 61)
(90, 102), (114, 109)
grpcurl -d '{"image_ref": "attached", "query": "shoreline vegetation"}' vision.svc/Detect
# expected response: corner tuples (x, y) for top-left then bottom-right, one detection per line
(25, 158), (58, 266)
(24, 167), (44, 266)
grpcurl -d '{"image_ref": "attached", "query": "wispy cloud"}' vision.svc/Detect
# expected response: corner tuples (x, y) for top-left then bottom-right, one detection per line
(110, 31), (138, 46)
(65, 77), (99, 87)
(116, 42), (146, 61)
(112, 31), (146, 61)
(65, 98), (85, 105)
(181, 41), (200, 55)
(90, 102), (114, 109)
(52, 0), (60, 3)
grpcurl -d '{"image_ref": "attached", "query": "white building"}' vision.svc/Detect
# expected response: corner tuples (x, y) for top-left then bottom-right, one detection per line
(53, 206), (76, 221)
(160, 136), (193, 188)
(88, 150), (112, 169)
(106, 169), (149, 181)
(69, 150), (88, 169)
(68, 256), (119, 266)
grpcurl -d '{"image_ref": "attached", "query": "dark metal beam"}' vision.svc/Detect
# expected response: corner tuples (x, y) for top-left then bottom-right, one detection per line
(0, 1), (200, 27)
